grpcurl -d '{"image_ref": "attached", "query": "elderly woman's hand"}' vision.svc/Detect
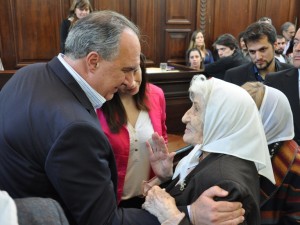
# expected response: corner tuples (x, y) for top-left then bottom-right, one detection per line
(142, 186), (184, 224)
(147, 133), (175, 182)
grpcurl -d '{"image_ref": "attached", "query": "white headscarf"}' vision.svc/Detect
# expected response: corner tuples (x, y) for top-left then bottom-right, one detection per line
(173, 76), (275, 184)
(0, 190), (19, 225)
(260, 85), (294, 144)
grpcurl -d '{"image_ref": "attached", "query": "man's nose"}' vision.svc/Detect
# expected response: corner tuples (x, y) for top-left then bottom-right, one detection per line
(294, 43), (300, 51)
(123, 71), (134, 87)
(255, 51), (263, 59)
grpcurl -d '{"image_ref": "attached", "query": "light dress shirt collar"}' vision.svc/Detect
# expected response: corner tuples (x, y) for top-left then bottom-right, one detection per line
(57, 53), (106, 109)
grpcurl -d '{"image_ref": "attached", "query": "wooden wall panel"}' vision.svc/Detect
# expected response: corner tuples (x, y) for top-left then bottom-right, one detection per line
(13, 0), (62, 67)
(166, 0), (193, 25)
(94, 0), (130, 18)
(165, 29), (191, 64)
(134, 0), (159, 65)
(0, 0), (299, 69)
(206, 0), (257, 49)
(0, 0), (63, 69)
(162, 0), (197, 64)
(256, 0), (297, 34)
(1, 0), (17, 69)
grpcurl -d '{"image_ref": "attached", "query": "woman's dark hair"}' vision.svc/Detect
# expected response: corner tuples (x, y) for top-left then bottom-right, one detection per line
(101, 54), (149, 133)
(212, 33), (239, 50)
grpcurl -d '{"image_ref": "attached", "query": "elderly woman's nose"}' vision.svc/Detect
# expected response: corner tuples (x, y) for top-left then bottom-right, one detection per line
(182, 109), (190, 123)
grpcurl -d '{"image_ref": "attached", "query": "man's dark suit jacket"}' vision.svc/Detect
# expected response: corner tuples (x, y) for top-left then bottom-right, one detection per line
(224, 60), (293, 86)
(204, 50), (248, 80)
(165, 153), (260, 225)
(0, 57), (159, 225)
(265, 68), (300, 145)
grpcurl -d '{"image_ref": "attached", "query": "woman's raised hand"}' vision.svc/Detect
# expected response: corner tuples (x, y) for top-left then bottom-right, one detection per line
(146, 132), (175, 182)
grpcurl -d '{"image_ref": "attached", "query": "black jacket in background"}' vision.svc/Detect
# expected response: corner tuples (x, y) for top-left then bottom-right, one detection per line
(265, 67), (300, 145)
(224, 59), (294, 86)
(204, 50), (248, 80)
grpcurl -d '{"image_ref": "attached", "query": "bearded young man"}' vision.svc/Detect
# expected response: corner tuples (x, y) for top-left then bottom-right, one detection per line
(224, 22), (293, 86)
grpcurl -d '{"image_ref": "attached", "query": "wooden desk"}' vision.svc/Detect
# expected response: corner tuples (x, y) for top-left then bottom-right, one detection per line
(167, 134), (188, 152)
(147, 64), (202, 134)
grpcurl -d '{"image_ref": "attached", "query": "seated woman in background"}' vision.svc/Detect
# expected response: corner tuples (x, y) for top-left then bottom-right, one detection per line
(142, 75), (274, 224)
(204, 33), (248, 80)
(60, 0), (93, 53)
(186, 48), (204, 70)
(188, 30), (214, 65)
(97, 54), (167, 208)
(242, 82), (300, 225)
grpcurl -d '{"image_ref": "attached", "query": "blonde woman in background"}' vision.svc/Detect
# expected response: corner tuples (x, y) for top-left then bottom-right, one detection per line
(188, 30), (214, 65)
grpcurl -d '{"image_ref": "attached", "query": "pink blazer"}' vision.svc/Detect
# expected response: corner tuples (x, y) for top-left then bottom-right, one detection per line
(97, 83), (167, 202)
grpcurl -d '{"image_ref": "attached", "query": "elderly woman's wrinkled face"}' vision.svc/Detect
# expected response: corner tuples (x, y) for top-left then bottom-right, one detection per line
(182, 94), (204, 145)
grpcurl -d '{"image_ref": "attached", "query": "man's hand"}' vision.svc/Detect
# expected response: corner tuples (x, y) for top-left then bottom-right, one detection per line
(190, 186), (245, 225)
(147, 132), (175, 181)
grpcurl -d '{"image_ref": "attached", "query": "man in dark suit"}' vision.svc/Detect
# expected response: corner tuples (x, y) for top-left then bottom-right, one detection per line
(265, 28), (300, 145)
(224, 22), (293, 86)
(0, 11), (244, 225)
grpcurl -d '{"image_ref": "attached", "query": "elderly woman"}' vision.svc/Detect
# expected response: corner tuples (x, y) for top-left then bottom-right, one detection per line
(242, 82), (300, 225)
(142, 75), (274, 224)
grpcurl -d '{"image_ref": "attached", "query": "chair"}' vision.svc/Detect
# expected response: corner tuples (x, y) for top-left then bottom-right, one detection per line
(14, 197), (69, 225)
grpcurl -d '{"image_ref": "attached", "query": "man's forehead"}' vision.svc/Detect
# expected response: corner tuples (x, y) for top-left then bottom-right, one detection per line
(276, 38), (285, 42)
(216, 45), (227, 49)
(288, 26), (295, 31)
(247, 41), (270, 50)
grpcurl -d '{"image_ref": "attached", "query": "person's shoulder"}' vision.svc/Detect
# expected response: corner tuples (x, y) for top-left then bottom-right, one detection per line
(267, 67), (297, 77)
(224, 62), (252, 78)
(61, 19), (71, 26)
(147, 83), (164, 95)
(227, 62), (252, 73)
(205, 49), (212, 54)
(208, 154), (257, 187)
(277, 61), (294, 70)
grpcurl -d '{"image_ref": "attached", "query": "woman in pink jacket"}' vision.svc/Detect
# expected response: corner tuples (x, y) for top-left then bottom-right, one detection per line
(97, 54), (167, 208)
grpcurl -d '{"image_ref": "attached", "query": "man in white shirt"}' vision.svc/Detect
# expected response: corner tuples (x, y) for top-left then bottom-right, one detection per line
(275, 35), (292, 64)
(281, 22), (296, 55)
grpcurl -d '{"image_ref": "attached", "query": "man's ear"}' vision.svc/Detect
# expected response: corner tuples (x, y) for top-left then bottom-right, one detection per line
(86, 51), (101, 72)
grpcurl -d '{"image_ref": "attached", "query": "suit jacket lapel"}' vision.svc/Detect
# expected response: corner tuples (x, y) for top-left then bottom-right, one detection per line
(47, 57), (97, 117)
(246, 63), (257, 82)
(283, 69), (300, 132)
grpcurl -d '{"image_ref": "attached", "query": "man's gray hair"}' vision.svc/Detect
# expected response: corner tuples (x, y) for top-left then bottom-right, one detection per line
(65, 10), (140, 60)
(281, 22), (295, 33)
